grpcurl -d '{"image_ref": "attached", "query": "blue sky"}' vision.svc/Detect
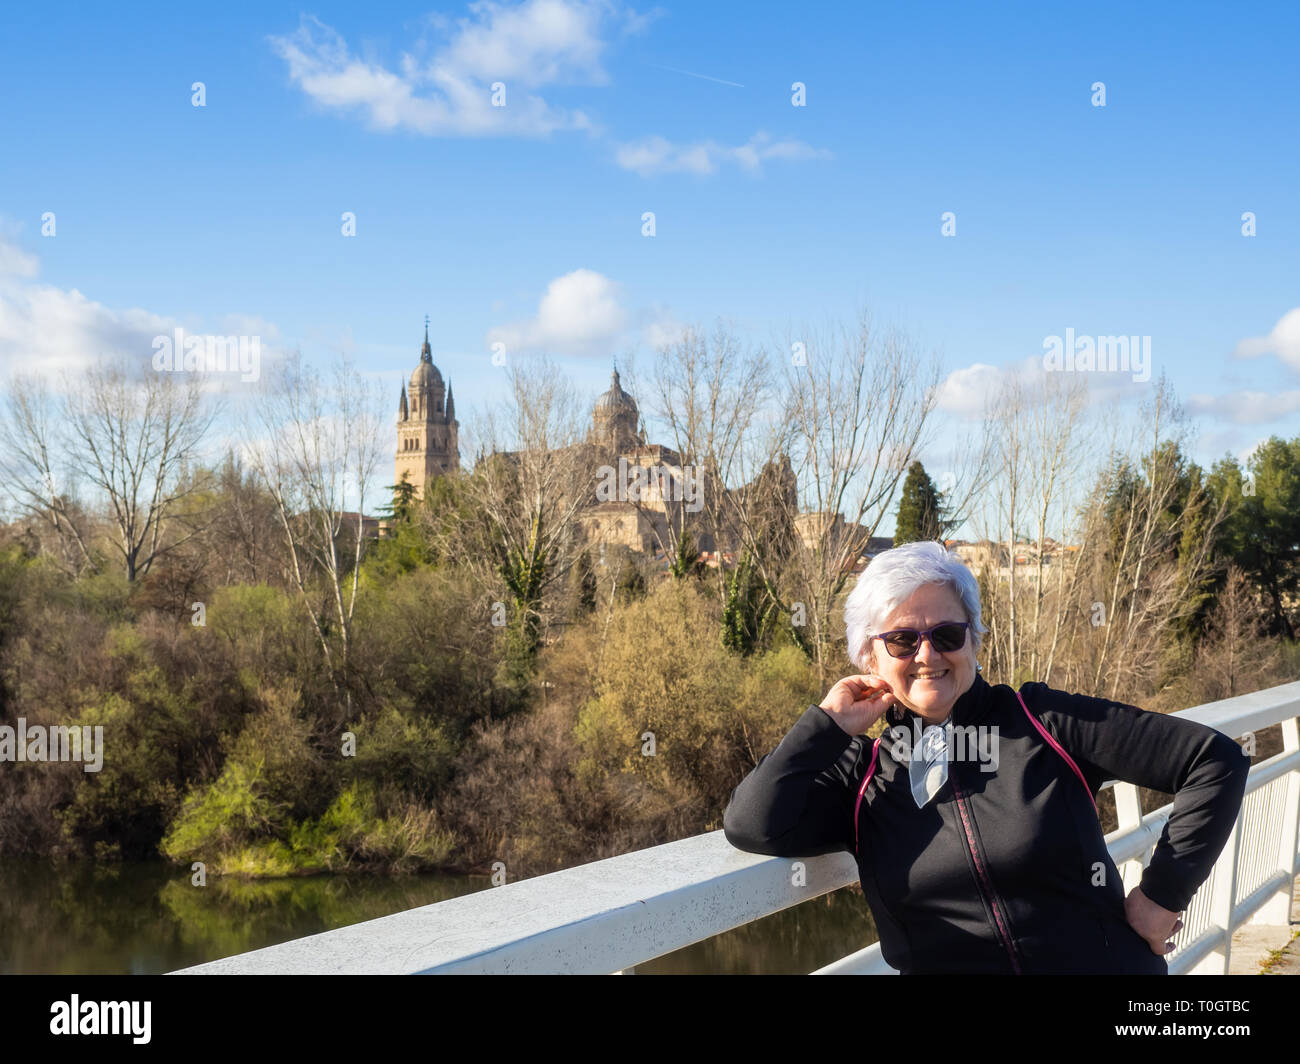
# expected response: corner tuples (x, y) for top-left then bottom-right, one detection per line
(1, 0), (1296, 529)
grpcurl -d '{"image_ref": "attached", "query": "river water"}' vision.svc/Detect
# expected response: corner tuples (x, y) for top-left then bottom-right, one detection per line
(0, 859), (878, 974)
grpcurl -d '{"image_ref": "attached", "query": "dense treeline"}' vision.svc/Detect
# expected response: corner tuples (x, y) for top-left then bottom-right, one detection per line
(0, 339), (1296, 879)
(0, 472), (818, 876)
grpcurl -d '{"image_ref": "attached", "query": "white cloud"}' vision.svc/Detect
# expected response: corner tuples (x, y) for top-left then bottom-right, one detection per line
(1233, 307), (1300, 372)
(220, 313), (282, 343)
(0, 239), (38, 278)
(1238, 436), (1274, 466)
(1195, 429), (1276, 469)
(613, 130), (832, 176)
(640, 307), (685, 350)
(487, 268), (627, 355)
(269, 1), (651, 137)
(0, 237), (283, 391)
(935, 353), (1154, 419)
(268, 6), (831, 178)
(0, 260), (175, 379)
(935, 361), (1017, 417)
(1185, 389), (1300, 424)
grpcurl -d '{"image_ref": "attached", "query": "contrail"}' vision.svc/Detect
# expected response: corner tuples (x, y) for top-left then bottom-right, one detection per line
(647, 62), (744, 88)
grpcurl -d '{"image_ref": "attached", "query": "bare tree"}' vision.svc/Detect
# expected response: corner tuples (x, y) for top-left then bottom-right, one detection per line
(978, 370), (1231, 699)
(207, 449), (291, 587)
(451, 354), (598, 660)
(977, 370), (1093, 685)
(0, 373), (97, 575)
(243, 350), (384, 691)
(1080, 375), (1228, 699)
(638, 320), (777, 597)
(1194, 563), (1283, 700)
(732, 309), (943, 683)
(2, 361), (217, 582)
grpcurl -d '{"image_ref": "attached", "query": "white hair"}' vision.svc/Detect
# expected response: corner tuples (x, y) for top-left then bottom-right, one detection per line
(844, 540), (987, 671)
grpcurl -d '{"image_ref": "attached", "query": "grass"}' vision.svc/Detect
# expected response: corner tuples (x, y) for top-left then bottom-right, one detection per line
(1258, 927), (1300, 974)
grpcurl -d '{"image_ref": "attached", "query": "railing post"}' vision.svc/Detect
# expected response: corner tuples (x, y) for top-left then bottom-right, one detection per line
(1212, 803), (1242, 973)
(1113, 782), (1145, 892)
(1251, 715), (1300, 927)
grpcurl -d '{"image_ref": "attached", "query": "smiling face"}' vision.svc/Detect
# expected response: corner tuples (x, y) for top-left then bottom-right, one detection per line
(866, 582), (979, 725)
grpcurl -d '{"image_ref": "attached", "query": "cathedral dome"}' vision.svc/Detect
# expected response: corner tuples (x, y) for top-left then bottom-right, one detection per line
(411, 359), (443, 394)
(594, 369), (636, 415)
(411, 325), (444, 394)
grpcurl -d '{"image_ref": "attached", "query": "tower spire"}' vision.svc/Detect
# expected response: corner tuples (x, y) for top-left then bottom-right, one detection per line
(421, 315), (432, 362)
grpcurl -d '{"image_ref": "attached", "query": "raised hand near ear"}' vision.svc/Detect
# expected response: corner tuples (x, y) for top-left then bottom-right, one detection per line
(819, 675), (895, 736)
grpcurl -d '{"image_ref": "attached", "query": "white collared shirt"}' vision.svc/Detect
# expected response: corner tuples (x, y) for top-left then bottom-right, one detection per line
(909, 716), (952, 808)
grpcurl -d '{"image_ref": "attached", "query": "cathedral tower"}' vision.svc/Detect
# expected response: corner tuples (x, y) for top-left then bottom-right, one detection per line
(589, 367), (643, 454)
(395, 321), (459, 498)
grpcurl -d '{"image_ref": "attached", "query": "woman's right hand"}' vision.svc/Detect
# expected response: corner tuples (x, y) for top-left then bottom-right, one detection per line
(819, 675), (895, 736)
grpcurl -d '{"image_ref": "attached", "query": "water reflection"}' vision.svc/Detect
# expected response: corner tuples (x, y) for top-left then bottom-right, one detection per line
(636, 889), (878, 974)
(0, 860), (878, 974)
(0, 859), (485, 974)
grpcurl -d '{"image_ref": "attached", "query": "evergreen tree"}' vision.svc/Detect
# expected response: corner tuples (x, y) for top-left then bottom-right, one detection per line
(668, 528), (706, 581)
(1172, 463), (1217, 647)
(894, 461), (946, 545)
(572, 548), (598, 615)
(722, 550), (777, 656)
(379, 471), (418, 523)
(1235, 436), (1300, 638)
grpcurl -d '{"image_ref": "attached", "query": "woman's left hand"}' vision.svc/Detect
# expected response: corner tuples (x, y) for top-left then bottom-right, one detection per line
(1124, 885), (1184, 955)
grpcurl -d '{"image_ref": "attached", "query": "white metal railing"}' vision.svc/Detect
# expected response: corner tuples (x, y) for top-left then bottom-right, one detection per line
(172, 680), (1300, 975)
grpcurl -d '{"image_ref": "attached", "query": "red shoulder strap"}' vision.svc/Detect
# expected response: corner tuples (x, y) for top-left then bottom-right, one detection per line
(853, 737), (882, 855)
(1015, 687), (1098, 814)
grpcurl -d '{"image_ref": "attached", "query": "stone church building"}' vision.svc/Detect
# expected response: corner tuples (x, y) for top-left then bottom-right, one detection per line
(389, 327), (791, 563)
(393, 323), (460, 497)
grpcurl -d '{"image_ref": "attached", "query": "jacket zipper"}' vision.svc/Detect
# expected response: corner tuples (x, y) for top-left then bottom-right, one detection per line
(949, 770), (1023, 974)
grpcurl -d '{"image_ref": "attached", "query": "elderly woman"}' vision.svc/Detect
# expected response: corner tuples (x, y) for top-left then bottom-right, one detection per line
(723, 540), (1250, 974)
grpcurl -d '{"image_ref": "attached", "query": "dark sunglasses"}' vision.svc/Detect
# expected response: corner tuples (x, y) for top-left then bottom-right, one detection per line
(872, 621), (970, 659)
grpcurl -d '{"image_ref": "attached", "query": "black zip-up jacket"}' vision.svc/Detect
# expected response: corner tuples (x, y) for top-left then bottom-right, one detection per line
(722, 673), (1251, 974)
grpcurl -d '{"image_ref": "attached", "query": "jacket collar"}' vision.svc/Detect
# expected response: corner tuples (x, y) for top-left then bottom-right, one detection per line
(884, 670), (991, 730)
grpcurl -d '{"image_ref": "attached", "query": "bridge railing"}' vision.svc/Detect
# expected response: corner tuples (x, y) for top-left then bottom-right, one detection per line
(173, 680), (1300, 975)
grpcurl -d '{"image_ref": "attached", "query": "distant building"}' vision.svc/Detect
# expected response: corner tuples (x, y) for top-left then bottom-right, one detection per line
(793, 511), (892, 574)
(947, 538), (1077, 583)
(393, 323), (460, 499)
(576, 368), (717, 556)
(476, 365), (795, 566)
(340, 511), (381, 540)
